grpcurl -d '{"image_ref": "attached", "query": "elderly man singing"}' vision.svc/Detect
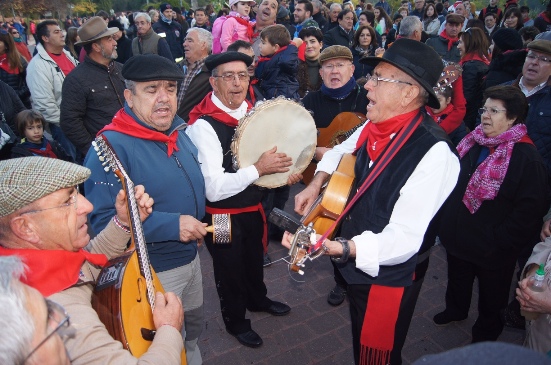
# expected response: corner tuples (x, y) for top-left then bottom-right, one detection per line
(84, 54), (207, 365)
(186, 52), (293, 349)
(0, 157), (184, 364)
(287, 38), (461, 365)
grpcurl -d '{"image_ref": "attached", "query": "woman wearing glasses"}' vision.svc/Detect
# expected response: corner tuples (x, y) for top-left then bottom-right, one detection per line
(433, 85), (549, 343)
(0, 31), (31, 108)
(457, 27), (490, 131)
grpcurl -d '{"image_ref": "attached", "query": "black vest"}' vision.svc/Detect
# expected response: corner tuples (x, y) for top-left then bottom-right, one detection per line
(201, 115), (264, 209)
(338, 114), (456, 287)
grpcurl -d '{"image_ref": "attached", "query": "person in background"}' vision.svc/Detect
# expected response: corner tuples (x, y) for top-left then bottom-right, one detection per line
(293, 0), (319, 38)
(64, 27), (81, 60)
(426, 13), (463, 63)
(534, 2), (551, 33)
(0, 32), (30, 108)
(484, 28), (525, 88)
(426, 85), (468, 145)
(351, 25), (377, 80)
(324, 9), (355, 48)
(374, 6), (393, 34)
(479, 0), (503, 24)
(153, 3), (185, 61)
(131, 12), (173, 60)
(503, 7), (524, 31)
(519, 26), (541, 46)
(521, 6), (534, 27)
(9, 27), (31, 61)
(219, 0), (257, 53)
(423, 3), (441, 36)
(483, 12), (500, 40)
(108, 20), (132, 64)
(324, 3), (343, 33)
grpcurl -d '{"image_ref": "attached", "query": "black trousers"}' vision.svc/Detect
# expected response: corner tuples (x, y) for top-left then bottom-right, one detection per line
(204, 211), (271, 334)
(444, 253), (517, 342)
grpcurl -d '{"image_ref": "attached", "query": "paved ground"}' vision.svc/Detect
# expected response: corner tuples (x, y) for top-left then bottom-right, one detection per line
(197, 184), (525, 364)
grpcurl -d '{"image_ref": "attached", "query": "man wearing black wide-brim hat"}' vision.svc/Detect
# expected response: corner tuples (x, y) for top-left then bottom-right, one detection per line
(60, 16), (126, 157)
(290, 38), (461, 365)
(84, 54), (208, 365)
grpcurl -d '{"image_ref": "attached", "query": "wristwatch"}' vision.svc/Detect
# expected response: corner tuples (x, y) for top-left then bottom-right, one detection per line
(331, 237), (350, 263)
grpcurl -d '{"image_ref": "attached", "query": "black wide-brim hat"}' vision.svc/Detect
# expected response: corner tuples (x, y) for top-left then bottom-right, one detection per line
(360, 38), (444, 109)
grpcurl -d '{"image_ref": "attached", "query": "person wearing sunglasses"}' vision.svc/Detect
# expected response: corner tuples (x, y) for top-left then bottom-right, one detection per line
(0, 255), (72, 365)
(8, 27), (31, 62)
(0, 156), (186, 365)
(433, 85), (549, 343)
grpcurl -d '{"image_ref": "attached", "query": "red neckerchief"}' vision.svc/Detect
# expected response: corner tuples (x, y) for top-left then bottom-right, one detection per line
(0, 247), (108, 297)
(188, 92), (252, 127)
(355, 110), (419, 162)
(426, 104), (456, 133)
(539, 11), (551, 23)
(28, 140), (58, 158)
(230, 15), (255, 40)
(439, 30), (459, 51)
(99, 109), (179, 157)
(257, 45), (288, 63)
(0, 53), (19, 74)
(248, 78), (259, 105)
(460, 53), (490, 66)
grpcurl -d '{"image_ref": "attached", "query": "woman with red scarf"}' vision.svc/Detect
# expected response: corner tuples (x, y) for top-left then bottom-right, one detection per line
(457, 27), (490, 130)
(434, 86), (550, 343)
(0, 31), (30, 108)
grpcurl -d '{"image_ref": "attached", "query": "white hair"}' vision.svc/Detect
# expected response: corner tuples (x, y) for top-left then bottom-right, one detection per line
(0, 256), (35, 364)
(187, 27), (213, 54)
(330, 3), (343, 11)
(134, 12), (151, 23)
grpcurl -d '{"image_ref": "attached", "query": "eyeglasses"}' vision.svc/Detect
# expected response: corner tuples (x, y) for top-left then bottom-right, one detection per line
(478, 107), (507, 116)
(322, 62), (352, 71)
(526, 52), (551, 64)
(213, 72), (250, 82)
(23, 300), (72, 362)
(20, 186), (79, 215)
(366, 74), (413, 87)
(11, 31), (19, 35)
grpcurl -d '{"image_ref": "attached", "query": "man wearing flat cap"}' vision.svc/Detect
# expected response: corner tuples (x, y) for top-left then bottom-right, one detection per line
(288, 38), (460, 364)
(185, 52), (293, 348)
(425, 13), (464, 62)
(84, 54), (207, 365)
(60, 16), (126, 158)
(301, 45), (369, 307)
(0, 157), (185, 364)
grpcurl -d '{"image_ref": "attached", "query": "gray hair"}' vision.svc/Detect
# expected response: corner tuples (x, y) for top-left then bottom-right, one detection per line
(125, 79), (137, 94)
(330, 3), (343, 11)
(399, 16), (422, 37)
(187, 27), (213, 54)
(311, 0), (322, 11)
(134, 12), (151, 23)
(0, 256), (34, 365)
(148, 9), (159, 20)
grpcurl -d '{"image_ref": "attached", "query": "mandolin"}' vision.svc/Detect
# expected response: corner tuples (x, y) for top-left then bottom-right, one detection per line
(91, 135), (186, 364)
(302, 112), (366, 185)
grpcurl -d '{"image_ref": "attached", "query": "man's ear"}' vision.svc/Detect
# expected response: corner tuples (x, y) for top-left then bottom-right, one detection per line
(9, 216), (41, 245)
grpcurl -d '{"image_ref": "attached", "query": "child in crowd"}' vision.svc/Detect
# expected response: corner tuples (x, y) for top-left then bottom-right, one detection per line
(217, 0), (256, 53)
(255, 25), (300, 100)
(11, 110), (72, 161)
(426, 86), (467, 146)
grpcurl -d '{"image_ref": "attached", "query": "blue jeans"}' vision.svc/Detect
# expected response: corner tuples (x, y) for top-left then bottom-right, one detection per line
(49, 123), (77, 162)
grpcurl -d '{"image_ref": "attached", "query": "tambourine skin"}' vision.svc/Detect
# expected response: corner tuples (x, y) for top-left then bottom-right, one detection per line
(231, 97), (317, 188)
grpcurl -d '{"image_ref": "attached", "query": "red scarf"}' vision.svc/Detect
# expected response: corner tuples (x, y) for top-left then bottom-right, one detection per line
(28, 140), (58, 158)
(248, 78), (259, 105)
(188, 92), (251, 127)
(0, 247), (108, 297)
(356, 110), (419, 162)
(439, 30), (459, 51)
(257, 45), (288, 63)
(230, 15), (255, 41)
(0, 53), (19, 74)
(426, 104), (457, 134)
(99, 109), (180, 156)
(460, 53), (490, 66)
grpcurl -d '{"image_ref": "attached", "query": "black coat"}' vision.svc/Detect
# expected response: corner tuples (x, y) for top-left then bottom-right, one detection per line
(484, 49), (527, 89)
(425, 34), (461, 63)
(176, 63), (212, 121)
(461, 59), (488, 130)
(0, 79), (25, 133)
(438, 141), (549, 268)
(153, 19), (184, 59)
(323, 26), (354, 49)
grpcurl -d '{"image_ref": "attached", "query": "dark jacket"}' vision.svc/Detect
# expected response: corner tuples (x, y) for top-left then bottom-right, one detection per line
(11, 138), (72, 161)
(131, 28), (173, 61)
(255, 44), (300, 100)
(302, 84), (369, 128)
(0, 79), (25, 134)
(439, 141), (549, 268)
(352, 47), (375, 80)
(484, 49), (527, 89)
(461, 59), (489, 130)
(153, 19), (184, 59)
(323, 20), (339, 34)
(313, 12), (328, 30)
(323, 26), (354, 49)
(0, 58), (31, 108)
(60, 57), (125, 156)
(176, 62), (212, 121)
(425, 34), (461, 63)
(115, 35), (133, 64)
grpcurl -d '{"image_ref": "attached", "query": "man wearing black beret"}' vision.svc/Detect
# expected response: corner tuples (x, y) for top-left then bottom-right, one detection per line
(84, 54), (207, 365)
(185, 52), (293, 348)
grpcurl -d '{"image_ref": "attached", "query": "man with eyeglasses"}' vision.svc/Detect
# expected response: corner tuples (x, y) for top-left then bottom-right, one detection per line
(289, 39), (460, 365)
(131, 12), (173, 61)
(0, 156), (185, 364)
(0, 255), (71, 365)
(85, 54), (207, 365)
(185, 52), (293, 349)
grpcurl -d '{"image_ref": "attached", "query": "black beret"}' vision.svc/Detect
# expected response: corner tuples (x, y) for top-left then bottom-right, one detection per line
(204, 52), (253, 72)
(122, 54), (184, 82)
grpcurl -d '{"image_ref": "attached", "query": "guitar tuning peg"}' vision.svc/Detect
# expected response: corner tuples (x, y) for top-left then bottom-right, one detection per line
(298, 270), (304, 275)
(92, 141), (97, 147)
(104, 166), (110, 172)
(98, 156), (105, 162)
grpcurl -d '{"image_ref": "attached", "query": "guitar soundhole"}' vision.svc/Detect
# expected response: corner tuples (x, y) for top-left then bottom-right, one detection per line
(141, 328), (156, 341)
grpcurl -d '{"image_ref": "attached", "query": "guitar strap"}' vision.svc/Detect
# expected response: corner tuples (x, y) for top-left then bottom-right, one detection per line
(309, 111), (425, 253)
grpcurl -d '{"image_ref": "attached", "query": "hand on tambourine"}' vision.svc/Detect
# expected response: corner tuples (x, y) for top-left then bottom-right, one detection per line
(115, 185), (154, 226)
(287, 173), (303, 186)
(254, 146), (292, 176)
(282, 231), (293, 249)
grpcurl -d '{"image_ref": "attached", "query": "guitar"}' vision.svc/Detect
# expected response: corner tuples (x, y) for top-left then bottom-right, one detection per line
(302, 112), (366, 185)
(287, 154), (356, 273)
(91, 135), (186, 364)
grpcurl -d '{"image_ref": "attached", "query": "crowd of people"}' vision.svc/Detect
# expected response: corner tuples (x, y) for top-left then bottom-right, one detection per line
(1, 0), (551, 364)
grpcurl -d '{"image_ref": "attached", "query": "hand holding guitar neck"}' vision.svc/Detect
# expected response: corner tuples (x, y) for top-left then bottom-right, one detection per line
(114, 185), (154, 227)
(153, 292), (184, 331)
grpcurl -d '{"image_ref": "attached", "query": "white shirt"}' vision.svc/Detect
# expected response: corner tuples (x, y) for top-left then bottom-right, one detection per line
(185, 93), (260, 202)
(316, 121), (460, 277)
